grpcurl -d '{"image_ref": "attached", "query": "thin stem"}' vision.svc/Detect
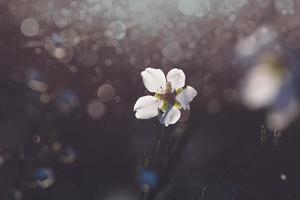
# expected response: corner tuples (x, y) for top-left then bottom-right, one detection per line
(139, 125), (165, 200)
(149, 126), (165, 168)
(139, 105), (173, 200)
(149, 125), (194, 200)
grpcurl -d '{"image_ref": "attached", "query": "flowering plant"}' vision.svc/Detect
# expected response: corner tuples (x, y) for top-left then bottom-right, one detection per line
(134, 68), (197, 200)
(134, 68), (197, 126)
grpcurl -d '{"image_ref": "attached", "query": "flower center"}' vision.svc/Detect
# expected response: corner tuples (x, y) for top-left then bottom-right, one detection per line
(162, 82), (176, 104)
(155, 82), (183, 111)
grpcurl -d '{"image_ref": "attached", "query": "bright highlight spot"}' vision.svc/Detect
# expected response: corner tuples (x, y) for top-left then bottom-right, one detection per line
(241, 63), (284, 110)
(20, 18), (39, 37)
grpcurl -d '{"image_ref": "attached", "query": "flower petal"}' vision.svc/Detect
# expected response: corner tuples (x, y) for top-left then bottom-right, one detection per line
(166, 68), (186, 90)
(141, 68), (166, 93)
(160, 106), (181, 126)
(134, 95), (162, 119)
(176, 86), (197, 110)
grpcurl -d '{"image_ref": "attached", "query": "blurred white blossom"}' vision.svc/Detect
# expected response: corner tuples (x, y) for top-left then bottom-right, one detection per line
(241, 58), (287, 110)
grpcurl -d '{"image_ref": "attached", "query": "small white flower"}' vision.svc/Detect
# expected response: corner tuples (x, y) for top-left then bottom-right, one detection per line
(134, 68), (197, 126)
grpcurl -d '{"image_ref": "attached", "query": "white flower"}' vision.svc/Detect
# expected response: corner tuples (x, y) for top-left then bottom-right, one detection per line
(134, 68), (197, 126)
(241, 60), (287, 110)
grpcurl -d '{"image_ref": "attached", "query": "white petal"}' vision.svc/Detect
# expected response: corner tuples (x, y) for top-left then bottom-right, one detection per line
(176, 86), (197, 110)
(141, 68), (166, 93)
(134, 95), (162, 119)
(166, 68), (186, 90)
(160, 107), (181, 126)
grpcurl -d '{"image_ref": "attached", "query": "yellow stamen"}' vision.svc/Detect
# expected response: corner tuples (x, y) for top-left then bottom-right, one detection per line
(155, 93), (163, 100)
(161, 101), (169, 112)
(174, 101), (182, 109)
(154, 83), (183, 111)
(165, 82), (172, 94)
(176, 88), (183, 95)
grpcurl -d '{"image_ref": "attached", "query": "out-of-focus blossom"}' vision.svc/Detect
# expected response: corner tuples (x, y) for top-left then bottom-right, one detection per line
(237, 25), (300, 130)
(35, 168), (55, 188)
(266, 54), (300, 130)
(134, 68), (197, 126)
(25, 69), (48, 93)
(59, 146), (77, 164)
(241, 55), (287, 110)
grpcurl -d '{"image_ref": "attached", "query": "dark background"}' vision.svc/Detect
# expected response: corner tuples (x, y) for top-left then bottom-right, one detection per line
(0, 0), (300, 199)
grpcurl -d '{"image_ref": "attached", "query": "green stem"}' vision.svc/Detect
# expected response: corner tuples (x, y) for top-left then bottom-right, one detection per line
(139, 126), (165, 200)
